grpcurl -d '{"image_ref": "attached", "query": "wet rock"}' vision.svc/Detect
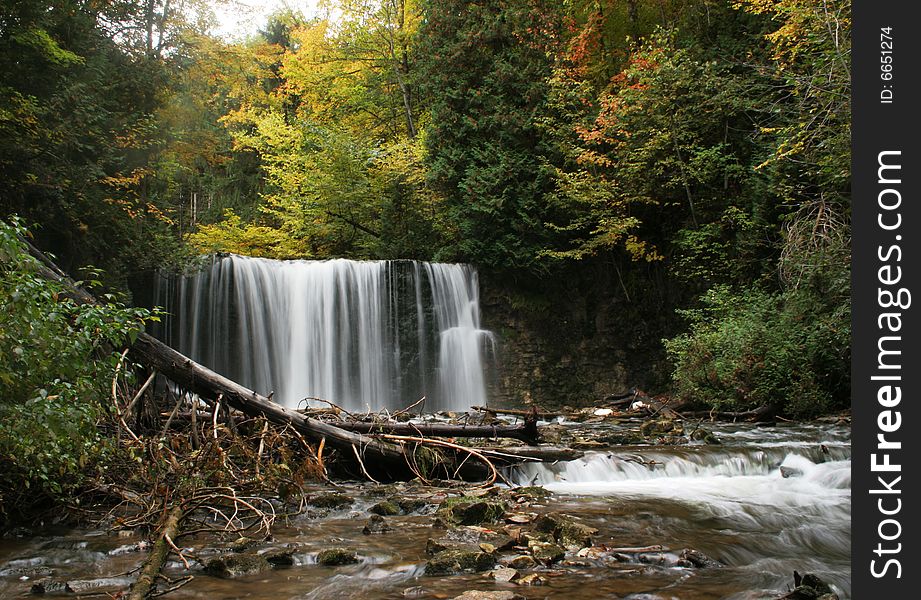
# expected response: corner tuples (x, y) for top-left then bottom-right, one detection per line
(370, 500), (401, 516)
(30, 579), (69, 594)
(689, 428), (721, 444)
(363, 514), (392, 535)
(641, 418), (683, 437)
(532, 513), (598, 547)
(504, 554), (537, 569)
(516, 573), (549, 586)
(398, 498), (429, 514)
(451, 592), (525, 600)
(402, 586), (428, 597)
(63, 577), (134, 594)
(204, 553), (270, 578)
(107, 541), (151, 556)
(424, 549), (497, 575)
(510, 486), (551, 501)
(780, 466), (803, 479)
(438, 498), (508, 526)
(778, 571), (839, 599)
(490, 566), (521, 583)
(316, 548), (359, 566)
(308, 493), (355, 510)
(229, 536), (258, 552)
(677, 548), (723, 568)
(261, 546), (299, 567)
(528, 541), (565, 564)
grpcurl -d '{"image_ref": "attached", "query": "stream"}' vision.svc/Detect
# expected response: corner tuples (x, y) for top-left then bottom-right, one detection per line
(0, 419), (850, 599)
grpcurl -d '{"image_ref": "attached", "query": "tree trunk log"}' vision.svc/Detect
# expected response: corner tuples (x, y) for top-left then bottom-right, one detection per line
(332, 419), (538, 444)
(127, 504), (183, 600)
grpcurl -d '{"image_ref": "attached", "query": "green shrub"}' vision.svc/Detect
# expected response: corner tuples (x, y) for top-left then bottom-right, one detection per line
(664, 283), (849, 418)
(0, 218), (154, 514)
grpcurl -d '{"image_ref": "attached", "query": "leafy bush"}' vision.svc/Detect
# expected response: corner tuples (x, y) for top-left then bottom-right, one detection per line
(0, 219), (154, 513)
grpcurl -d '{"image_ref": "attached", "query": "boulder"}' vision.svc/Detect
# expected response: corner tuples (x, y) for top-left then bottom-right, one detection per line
(437, 498), (507, 526)
(677, 548), (723, 569)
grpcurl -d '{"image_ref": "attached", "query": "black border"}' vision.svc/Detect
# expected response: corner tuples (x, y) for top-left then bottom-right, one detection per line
(852, 1), (919, 594)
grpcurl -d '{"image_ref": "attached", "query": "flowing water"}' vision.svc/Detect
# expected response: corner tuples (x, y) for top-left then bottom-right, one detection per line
(0, 421), (850, 599)
(153, 255), (495, 412)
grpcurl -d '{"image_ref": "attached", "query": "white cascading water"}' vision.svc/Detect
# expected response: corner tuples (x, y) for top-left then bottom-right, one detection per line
(154, 254), (494, 412)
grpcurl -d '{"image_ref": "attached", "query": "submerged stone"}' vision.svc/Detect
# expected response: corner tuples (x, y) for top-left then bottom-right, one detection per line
(363, 514), (392, 535)
(424, 549), (497, 575)
(490, 566), (521, 583)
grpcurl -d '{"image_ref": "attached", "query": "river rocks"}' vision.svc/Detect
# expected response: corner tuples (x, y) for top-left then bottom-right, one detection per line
(437, 497), (507, 526)
(363, 514), (392, 534)
(504, 554), (537, 569)
(307, 493), (355, 510)
(424, 549), (497, 575)
(509, 486), (551, 501)
(677, 548), (723, 569)
(398, 498), (430, 514)
(490, 566), (521, 583)
(229, 536), (258, 552)
(369, 500), (401, 516)
(316, 548), (359, 566)
(261, 546), (299, 567)
(528, 541), (565, 564)
(532, 513), (598, 547)
(204, 553), (270, 578)
(30, 578), (69, 594)
(641, 418), (683, 438)
(516, 573), (549, 586)
(778, 571), (839, 599)
(450, 591), (525, 600)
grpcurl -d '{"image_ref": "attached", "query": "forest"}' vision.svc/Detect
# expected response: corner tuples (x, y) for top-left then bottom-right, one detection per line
(1, 1), (851, 598)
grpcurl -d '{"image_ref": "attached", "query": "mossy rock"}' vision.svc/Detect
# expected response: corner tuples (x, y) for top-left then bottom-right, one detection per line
(262, 546), (298, 567)
(424, 549), (497, 575)
(204, 553), (270, 578)
(369, 500), (400, 516)
(316, 548), (359, 566)
(528, 541), (565, 564)
(510, 486), (551, 500)
(532, 513), (598, 547)
(690, 428), (721, 444)
(437, 497), (507, 526)
(308, 493), (355, 509)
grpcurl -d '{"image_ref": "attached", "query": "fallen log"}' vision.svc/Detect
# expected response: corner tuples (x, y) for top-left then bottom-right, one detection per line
(127, 504), (184, 600)
(331, 419), (539, 444)
(471, 405), (563, 420)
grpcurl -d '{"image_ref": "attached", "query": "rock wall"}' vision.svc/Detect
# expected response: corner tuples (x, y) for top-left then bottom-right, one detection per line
(479, 267), (678, 410)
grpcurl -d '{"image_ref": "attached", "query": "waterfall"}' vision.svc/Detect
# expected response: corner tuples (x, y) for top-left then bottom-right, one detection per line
(154, 254), (495, 412)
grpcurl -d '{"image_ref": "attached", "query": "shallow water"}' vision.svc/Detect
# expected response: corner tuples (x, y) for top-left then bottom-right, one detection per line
(0, 421), (850, 599)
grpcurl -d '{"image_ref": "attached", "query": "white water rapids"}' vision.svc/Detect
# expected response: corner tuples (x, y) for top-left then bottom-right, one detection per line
(154, 254), (495, 412)
(513, 423), (851, 598)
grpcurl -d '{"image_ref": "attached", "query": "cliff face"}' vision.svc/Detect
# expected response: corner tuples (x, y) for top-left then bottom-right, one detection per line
(479, 267), (679, 410)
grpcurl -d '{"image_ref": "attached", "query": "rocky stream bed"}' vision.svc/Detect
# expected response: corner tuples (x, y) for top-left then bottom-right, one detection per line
(0, 417), (850, 600)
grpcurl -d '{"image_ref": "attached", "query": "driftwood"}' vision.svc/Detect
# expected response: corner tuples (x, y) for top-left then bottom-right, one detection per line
(681, 403), (780, 423)
(127, 504), (184, 600)
(332, 419), (539, 444)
